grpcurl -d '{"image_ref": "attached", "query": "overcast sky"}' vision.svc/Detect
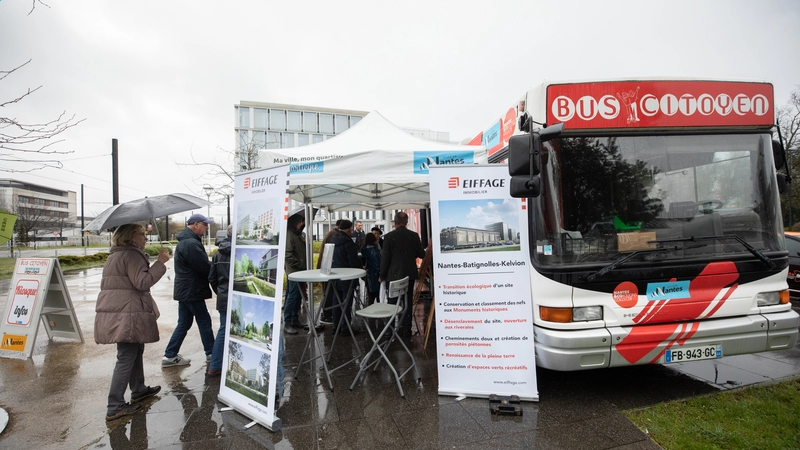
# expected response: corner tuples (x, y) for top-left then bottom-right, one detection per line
(1, 0), (798, 221)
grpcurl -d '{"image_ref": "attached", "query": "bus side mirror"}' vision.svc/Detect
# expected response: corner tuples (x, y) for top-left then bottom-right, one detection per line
(773, 139), (785, 170)
(777, 172), (789, 194)
(507, 123), (564, 198)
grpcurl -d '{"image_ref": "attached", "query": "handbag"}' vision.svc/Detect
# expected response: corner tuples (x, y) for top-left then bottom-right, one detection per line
(150, 296), (160, 319)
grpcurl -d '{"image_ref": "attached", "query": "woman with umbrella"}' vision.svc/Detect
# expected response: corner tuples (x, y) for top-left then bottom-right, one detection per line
(94, 224), (171, 421)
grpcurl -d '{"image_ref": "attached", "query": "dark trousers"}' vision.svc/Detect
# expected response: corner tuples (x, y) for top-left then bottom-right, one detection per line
(284, 280), (302, 324)
(107, 343), (146, 414)
(388, 280), (415, 334)
(164, 300), (215, 358)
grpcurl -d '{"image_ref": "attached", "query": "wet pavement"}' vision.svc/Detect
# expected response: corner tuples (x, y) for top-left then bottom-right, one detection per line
(0, 259), (798, 449)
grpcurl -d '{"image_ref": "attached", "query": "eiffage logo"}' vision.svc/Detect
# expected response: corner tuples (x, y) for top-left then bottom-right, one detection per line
(448, 177), (459, 188)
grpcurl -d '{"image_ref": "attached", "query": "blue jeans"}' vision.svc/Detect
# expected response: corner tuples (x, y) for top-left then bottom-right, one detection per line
(208, 311), (226, 372)
(283, 280), (302, 324)
(164, 300), (215, 358)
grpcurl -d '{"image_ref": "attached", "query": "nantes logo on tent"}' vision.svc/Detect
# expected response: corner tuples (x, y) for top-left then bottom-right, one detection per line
(413, 151), (474, 175)
(289, 161), (325, 175)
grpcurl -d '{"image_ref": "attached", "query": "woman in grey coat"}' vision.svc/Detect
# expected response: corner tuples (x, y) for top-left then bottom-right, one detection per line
(95, 224), (170, 421)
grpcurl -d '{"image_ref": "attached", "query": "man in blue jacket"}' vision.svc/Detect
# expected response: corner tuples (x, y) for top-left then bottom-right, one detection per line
(162, 213), (215, 367)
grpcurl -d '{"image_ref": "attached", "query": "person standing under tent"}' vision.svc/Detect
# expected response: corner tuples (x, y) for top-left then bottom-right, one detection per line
(162, 213), (215, 367)
(329, 219), (362, 336)
(361, 232), (381, 306)
(317, 219), (343, 324)
(207, 225), (232, 377)
(380, 212), (425, 337)
(353, 221), (366, 249)
(95, 223), (170, 421)
(283, 213), (307, 335)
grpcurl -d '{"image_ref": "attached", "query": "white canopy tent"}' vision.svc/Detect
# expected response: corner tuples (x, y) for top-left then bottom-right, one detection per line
(259, 111), (488, 212)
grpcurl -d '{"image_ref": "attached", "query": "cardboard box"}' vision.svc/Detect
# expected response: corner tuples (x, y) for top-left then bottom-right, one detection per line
(617, 231), (656, 252)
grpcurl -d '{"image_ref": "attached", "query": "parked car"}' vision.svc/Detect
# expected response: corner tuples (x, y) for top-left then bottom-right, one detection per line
(786, 232), (800, 301)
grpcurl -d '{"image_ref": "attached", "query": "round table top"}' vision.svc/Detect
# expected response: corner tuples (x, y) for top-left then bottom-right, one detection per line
(288, 268), (366, 282)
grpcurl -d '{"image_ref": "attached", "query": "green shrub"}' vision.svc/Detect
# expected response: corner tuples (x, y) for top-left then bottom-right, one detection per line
(143, 245), (172, 256)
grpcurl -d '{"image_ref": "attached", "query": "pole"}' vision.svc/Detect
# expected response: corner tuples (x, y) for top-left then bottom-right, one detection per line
(80, 184), (85, 247)
(112, 139), (119, 205)
(226, 195), (231, 227)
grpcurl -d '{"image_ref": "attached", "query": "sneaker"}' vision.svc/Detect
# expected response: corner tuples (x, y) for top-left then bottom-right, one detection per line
(290, 320), (309, 330)
(320, 316), (333, 325)
(206, 369), (222, 377)
(106, 402), (142, 421)
(284, 325), (298, 335)
(131, 385), (161, 403)
(162, 354), (191, 367)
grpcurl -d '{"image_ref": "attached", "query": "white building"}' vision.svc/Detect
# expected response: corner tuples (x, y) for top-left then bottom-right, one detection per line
(0, 179), (78, 243)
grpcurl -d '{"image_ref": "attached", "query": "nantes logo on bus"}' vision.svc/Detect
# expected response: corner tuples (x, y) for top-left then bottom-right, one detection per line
(414, 151), (474, 175)
(546, 80), (774, 130)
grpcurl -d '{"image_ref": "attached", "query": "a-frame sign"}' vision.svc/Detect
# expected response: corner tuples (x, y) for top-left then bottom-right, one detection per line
(0, 258), (83, 357)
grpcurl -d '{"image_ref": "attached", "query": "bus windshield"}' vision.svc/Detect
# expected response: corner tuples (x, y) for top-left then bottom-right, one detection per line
(531, 133), (784, 267)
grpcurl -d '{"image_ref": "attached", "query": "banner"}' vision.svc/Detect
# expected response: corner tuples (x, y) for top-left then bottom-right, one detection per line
(429, 164), (537, 401)
(217, 165), (289, 431)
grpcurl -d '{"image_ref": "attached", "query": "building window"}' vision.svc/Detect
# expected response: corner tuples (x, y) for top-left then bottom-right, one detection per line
(253, 131), (267, 150)
(270, 109), (286, 131)
(287, 111), (302, 132)
(320, 113), (334, 134)
(351, 116), (362, 126)
(239, 107), (250, 128)
(267, 132), (281, 149)
(282, 133), (295, 148)
(303, 112), (318, 133)
(254, 108), (267, 129)
(312, 134), (323, 144)
(238, 130), (249, 149)
(335, 114), (349, 134)
(297, 133), (309, 146)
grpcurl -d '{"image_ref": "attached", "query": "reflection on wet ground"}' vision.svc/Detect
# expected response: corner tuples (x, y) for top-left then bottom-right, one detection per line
(0, 264), (797, 449)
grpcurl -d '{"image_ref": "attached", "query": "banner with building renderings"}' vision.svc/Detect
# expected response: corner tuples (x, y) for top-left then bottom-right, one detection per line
(429, 164), (538, 401)
(217, 165), (290, 431)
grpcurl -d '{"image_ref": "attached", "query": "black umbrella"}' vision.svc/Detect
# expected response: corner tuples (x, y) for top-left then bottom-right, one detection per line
(288, 206), (319, 220)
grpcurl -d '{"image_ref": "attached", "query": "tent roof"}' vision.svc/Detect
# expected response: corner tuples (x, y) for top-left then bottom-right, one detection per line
(259, 111), (487, 211)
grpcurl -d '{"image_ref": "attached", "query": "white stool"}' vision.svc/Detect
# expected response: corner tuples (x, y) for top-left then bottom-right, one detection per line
(349, 276), (419, 396)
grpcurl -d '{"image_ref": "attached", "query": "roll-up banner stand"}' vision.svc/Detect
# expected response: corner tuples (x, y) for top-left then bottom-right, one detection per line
(0, 258), (84, 358)
(216, 165), (290, 431)
(429, 164), (538, 401)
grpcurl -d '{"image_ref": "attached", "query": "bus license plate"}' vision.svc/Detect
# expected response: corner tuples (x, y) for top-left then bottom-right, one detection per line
(664, 344), (722, 363)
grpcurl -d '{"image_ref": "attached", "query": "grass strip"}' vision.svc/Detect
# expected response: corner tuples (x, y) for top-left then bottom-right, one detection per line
(625, 379), (800, 449)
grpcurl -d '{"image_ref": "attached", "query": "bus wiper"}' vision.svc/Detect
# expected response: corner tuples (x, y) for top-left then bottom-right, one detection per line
(584, 246), (678, 282)
(652, 235), (776, 270)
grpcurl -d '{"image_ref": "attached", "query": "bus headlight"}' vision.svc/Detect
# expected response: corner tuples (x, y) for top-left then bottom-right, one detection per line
(573, 306), (603, 321)
(756, 291), (788, 306)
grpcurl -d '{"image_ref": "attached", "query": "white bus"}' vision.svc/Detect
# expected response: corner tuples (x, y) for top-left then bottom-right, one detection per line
(505, 79), (799, 370)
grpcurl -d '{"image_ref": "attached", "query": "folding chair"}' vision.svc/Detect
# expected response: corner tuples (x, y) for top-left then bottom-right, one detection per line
(349, 276), (420, 397)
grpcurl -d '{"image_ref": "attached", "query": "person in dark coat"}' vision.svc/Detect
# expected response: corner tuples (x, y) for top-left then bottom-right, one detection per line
(371, 226), (384, 250)
(361, 232), (381, 306)
(353, 221), (366, 249)
(379, 212), (425, 337)
(283, 213), (307, 334)
(206, 225), (232, 377)
(317, 219), (342, 324)
(329, 219), (362, 336)
(162, 213), (215, 367)
(95, 223), (170, 421)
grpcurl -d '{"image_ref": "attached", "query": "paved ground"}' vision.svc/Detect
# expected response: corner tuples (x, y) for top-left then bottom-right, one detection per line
(0, 260), (798, 449)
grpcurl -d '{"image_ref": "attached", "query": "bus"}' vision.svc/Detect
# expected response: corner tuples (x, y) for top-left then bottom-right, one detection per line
(505, 79), (799, 370)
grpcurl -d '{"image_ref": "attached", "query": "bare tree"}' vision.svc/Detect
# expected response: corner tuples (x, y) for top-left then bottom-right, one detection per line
(1, 59), (84, 172)
(176, 133), (278, 199)
(777, 87), (800, 228)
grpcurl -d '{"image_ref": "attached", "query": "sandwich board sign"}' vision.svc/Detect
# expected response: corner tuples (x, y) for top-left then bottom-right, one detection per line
(0, 258), (83, 358)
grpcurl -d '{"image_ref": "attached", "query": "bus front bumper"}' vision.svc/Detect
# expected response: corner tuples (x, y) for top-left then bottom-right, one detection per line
(533, 310), (799, 371)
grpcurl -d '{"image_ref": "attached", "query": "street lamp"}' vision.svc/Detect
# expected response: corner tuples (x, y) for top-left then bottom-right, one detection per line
(203, 185), (213, 246)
